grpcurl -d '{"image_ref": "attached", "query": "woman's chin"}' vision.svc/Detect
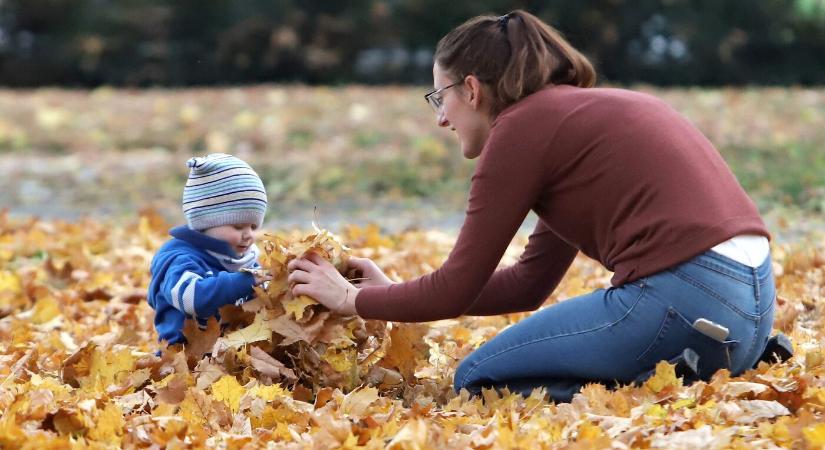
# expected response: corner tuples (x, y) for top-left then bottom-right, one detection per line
(461, 143), (482, 160)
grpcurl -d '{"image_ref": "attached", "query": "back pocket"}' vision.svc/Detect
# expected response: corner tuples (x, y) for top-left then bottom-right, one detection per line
(636, 307), (738, 380)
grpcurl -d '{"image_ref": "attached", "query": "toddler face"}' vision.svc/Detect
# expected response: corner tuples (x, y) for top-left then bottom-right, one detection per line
(203, 223), (259, 256)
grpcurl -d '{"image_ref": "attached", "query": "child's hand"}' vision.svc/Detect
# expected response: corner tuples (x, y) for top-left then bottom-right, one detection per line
(241, 268), (273, 286)
(253, 271), (273, 286)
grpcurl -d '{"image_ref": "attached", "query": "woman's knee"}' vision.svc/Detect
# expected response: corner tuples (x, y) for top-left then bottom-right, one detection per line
(453, 356), (479, 393)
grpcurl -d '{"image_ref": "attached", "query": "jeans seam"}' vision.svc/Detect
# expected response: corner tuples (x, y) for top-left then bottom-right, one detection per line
(459, 282), (648, 388)
(668, 268), (759, 320)
(741, 267), (761, 374)
(758, 297), (774, 319)
(690, 259), (753, 285)
(636, 307), (678, 363)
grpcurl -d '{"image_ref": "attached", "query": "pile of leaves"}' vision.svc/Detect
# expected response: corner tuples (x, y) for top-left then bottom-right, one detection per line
(1, 211), (825, 448)
(183, 224), (420, 395)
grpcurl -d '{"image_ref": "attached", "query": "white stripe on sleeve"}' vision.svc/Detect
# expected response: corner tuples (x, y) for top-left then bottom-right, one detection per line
(182, 278), (198, 317)
(171, 271), (202, 312)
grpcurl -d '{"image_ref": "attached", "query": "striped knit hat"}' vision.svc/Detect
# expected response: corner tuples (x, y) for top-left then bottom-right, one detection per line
(182, 153), (267, 230)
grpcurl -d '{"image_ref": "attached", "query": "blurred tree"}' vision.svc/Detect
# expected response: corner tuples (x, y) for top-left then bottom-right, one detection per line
(0, 0), (822, 86)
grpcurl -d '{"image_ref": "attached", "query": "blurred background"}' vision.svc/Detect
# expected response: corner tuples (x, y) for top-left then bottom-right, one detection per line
(3, 0), (825, 86)
(0, 0), (823, 236)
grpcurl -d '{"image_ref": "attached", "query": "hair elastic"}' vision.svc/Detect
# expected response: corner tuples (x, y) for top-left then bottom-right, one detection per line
(498, 14), (510, 32)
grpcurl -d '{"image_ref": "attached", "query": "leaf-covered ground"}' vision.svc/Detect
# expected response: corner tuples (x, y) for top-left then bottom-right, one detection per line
(1, 211), (824, 449)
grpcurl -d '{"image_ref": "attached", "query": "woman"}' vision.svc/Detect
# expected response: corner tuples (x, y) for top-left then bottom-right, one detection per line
(287, 10), (777, 402)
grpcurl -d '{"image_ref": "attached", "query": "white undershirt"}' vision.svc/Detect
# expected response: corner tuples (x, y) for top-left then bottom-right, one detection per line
(710, 234), (770, 267)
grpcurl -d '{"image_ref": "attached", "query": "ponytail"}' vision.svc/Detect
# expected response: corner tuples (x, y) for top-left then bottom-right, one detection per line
(435, 10), (596, 116)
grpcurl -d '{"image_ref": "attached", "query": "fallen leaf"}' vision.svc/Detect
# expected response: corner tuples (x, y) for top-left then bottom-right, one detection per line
(249, 346), (296, 381)
(211, 375), (246, 413)
(341, 386), (379, 417)
(283, 295), (317, 321)
(183, 317), (222, 361)
(644, 361), (681, 394)
(218, 313), (272, 350)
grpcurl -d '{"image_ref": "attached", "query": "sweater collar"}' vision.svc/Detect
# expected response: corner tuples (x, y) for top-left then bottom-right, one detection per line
(169, 225), (261, 271)
(206, 245), (260, 272)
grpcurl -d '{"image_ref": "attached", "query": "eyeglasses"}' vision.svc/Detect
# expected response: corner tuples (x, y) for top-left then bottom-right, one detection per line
(424, 80), (462, 113)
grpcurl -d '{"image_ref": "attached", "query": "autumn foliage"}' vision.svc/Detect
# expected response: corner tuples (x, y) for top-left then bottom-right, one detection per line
(1, 210), (825, 448)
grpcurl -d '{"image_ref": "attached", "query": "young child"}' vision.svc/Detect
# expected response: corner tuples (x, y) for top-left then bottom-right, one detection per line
(148, 153), (271, 345)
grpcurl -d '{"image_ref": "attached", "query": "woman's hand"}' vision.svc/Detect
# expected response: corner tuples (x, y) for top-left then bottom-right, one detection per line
(347, 256), (396, 288)
(287, 253), (358, 316)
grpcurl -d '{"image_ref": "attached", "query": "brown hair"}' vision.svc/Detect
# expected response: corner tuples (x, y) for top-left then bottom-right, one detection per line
(435, 10), (596, 116)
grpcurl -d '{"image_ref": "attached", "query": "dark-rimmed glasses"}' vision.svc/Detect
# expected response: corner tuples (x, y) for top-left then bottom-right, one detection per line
(424, 80), (462, 113)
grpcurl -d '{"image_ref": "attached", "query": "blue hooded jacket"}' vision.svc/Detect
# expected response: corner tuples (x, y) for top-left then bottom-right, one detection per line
(148, 225), (260, 344)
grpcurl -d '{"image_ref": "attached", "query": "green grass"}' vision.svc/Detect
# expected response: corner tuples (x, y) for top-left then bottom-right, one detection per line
(0, 86), (822, 227)
(725, 143), (825, 212)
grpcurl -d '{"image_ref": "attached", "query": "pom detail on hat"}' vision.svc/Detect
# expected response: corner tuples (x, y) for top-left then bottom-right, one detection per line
(182, 153), (267, 230)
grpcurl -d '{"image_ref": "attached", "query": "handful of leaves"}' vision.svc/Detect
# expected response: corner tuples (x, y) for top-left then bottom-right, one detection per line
(185, 224), (415, 392)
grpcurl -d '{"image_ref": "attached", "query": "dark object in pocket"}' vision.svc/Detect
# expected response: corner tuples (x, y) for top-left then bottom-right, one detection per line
(633, 347), (701, 386)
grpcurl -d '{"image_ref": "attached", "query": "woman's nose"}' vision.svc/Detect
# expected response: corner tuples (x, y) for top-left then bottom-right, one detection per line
(437, 111), (450, 128)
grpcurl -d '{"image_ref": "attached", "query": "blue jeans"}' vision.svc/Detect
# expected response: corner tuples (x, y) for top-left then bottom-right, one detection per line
(454, 250), (776, 402)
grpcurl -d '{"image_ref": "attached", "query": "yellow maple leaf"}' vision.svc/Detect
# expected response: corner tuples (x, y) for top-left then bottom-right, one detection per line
(765, 417), (793, 446)
(323, 346), (356, 373)
(806, 387), (825, 406)
(86, 347), (136, 389)
(283, 295), (317, 321)
(31, 296), (61, 324)
(0, 270), (23, 313)
(250, 383), (289, 402)
(0, 401), (26, 448)
(645, 403), (668, 418)
(0, 270), (21, 295)
(211, 375), (246, 413)
(265, 277), (288, 297)
(178, 391), (208, 427)
(382, 323), (429, 381)
(804, 423), (825, 448)
(220, 312), (272, 349)
(151, 402), (177, 418)
(321, 345), (359, 391)
(87, 402), (124, 445)
(672, 397), (695, 410)
(644, 361), (681, 393)
(253, 405), (307, 431)
(577, 421), (607, 441)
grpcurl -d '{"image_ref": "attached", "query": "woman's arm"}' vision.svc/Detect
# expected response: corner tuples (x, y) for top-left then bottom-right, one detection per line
(354, 115), (554, 322)
(287, 255), (394, 315)
(464, 220), (578, 316)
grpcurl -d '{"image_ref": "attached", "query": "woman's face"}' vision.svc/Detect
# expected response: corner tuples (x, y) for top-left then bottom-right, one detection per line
(432, 63), (492, 159)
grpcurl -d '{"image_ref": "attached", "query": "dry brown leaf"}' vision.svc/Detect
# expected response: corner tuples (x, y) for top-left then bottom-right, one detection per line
(249, 345), (297, 381)
(182, 317), (222, 361)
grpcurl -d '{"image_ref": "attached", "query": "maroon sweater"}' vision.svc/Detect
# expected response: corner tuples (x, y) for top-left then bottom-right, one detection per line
(356, 85), (768, 322)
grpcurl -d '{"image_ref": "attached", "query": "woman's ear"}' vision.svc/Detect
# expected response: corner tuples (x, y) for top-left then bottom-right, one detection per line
(463, 75), (484, 110)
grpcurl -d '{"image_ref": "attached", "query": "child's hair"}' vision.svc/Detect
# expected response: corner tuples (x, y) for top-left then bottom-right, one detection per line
(435, 9), (596, 116)
(182, 153), (267, 230)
